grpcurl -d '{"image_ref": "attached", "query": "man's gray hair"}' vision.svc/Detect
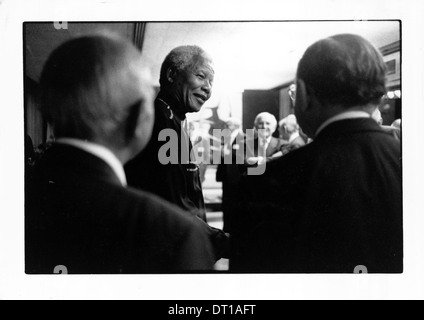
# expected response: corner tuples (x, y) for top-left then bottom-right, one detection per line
(159, 45), (209, 88)
(254, 112), (278, 128)
(279, 114), (300, 134)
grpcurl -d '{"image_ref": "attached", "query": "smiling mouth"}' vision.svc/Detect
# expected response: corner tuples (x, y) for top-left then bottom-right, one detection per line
(194, 94), (208, 103)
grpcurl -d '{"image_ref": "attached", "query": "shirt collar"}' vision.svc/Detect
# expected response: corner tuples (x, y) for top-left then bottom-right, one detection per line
(56, 138), (127, 187)
(315, 111), (371, 137)
(258, 135), (272, 144)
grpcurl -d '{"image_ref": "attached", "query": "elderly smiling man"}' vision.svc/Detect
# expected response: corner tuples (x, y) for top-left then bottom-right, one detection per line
(125, 45), (229, 259)
(245, 112), (285, 165)
(126, 45), (214, 219)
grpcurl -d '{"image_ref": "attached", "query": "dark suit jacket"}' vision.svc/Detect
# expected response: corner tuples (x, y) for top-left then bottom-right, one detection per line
(216, 131), (245, 232)
(216, 131), (245, 183)
(25, 144), (216, 274)
(231, 118), (403, 273)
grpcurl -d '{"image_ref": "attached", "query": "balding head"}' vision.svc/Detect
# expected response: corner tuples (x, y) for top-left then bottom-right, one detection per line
(295, 34), (387, 138)
(40, 34), (155, 160)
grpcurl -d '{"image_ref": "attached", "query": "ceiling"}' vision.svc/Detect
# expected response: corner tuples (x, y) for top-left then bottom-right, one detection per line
(25, 23), (135, 83)
(25, 21), (400, 92)
(141, 21), (400, 92)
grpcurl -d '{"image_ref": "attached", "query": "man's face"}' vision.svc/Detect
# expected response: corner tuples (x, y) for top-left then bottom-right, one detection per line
(255, 116), (277, 139)
(173, 56), (215, 114)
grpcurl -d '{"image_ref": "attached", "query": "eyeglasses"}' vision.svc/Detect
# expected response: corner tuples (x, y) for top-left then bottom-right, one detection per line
(288, 84), (297, 106)
(186, 161), (199, 173)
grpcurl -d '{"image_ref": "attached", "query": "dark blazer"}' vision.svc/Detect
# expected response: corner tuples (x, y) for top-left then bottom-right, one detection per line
(125, 95), (206, 221)
(231, 118), (403, 273)
(25, 144), (216, 274)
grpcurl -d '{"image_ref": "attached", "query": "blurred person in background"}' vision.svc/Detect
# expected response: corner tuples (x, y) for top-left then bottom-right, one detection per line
(278, 114), (306, 156)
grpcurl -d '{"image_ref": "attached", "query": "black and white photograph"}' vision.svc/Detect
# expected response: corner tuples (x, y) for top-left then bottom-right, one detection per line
(1, 0), (424, 301)
(23, 20), (403, 275)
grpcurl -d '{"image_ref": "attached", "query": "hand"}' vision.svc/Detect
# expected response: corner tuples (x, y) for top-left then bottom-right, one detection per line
(246, 156), (265, 165)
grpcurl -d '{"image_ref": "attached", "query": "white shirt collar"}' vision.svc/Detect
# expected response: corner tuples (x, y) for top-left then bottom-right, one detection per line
(289, 131), (300, 144)
(315, 111), (371, 137)
(56, 138), (127, 187)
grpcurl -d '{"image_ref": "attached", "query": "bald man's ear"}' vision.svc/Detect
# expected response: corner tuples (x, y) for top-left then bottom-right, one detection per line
(295, 79), (311, 114)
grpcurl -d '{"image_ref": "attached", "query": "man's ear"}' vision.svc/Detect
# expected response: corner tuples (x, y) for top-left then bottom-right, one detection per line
(122, 99), (154, 162)
(167, 68), (177, 84)
(295, 79), (311, 113)
(124, 100), (143, 143)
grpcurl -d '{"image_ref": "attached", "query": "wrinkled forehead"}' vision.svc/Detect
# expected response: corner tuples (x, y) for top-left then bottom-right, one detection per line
(189, 54), (215, 74)
(256, 114), (277, 125)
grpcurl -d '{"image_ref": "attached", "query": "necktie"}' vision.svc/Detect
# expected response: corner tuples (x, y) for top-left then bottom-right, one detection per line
(260, 138), (269, 158)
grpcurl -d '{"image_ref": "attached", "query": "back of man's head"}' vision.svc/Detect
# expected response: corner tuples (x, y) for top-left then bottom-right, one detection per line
(279, 114), (299, 134)
(40, 34), (154, 148)
(297, 34), (387, 109)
